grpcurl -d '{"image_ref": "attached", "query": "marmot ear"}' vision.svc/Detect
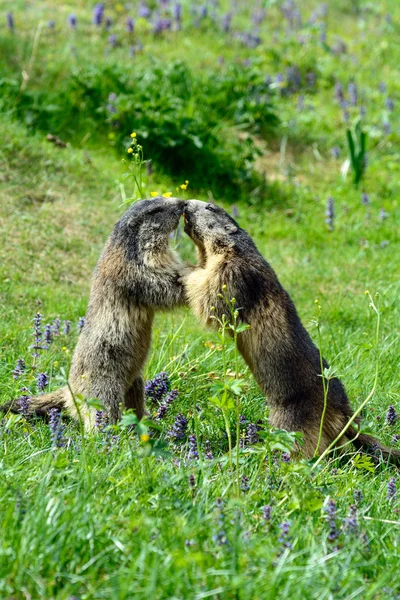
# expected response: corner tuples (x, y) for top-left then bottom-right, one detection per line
(224, 223), (238, 234)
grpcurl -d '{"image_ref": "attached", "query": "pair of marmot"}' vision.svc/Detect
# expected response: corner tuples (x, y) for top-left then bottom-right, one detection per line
(3, 197), (399, 462)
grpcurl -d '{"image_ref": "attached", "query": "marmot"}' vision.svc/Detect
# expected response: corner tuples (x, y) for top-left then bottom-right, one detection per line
(182, 199), (400, 462)
(3, 197), (187, 429)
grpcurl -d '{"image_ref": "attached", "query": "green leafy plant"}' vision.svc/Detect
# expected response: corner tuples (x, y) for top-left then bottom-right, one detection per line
(346, 118), (367, 185)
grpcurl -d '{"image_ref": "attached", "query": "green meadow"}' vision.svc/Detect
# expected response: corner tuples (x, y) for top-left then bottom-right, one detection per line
(0, 0), (399, 598)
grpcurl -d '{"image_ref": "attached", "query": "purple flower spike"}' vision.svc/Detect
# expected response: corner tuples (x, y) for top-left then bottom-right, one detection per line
(168, 413), (188, 440)
(241, 476), (250, 492)
(386, 405), (398, 425)
(187, 434), (199, 460)
(325, 499), (339, 542)
(19, 395), (31, 417)
(49, 408), (65, 447)
(52, 318), (61, 335)
(246, 422), (259, 445)
(386, 98), (394, 111)
(77, 317), (85, 333)
(68, 14), (77, 29)
(361, 193), (370, 205)
(145, 372), (170, 403)
(343, 504), (358, 535)
(93, 3), (104, 26)
(387, 478), (397, 500)
(12, 358), (26, 380)
(277, 520), (292, 555)
(37, 372), (49, 392)
(126, 18), (134, 33)
(43, 323), (53, 346)
(331, 146), (340, 159)
(262, 505), (272, 521)
(325, 197), (335, 231)
(139, 4), (151, 19)
(205, 439), (213, 459)
(63, 320), (71, 335)
(6, 12), (14, 31)
(48, 20), (56, 29)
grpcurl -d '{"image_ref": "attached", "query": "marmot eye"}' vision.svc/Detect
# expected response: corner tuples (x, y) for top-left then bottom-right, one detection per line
(206, 204), (216, 213)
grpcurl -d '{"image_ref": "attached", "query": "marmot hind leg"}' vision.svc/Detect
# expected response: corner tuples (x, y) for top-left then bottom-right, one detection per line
(87, 378), (126, 425)
(125, 376), (146, 420)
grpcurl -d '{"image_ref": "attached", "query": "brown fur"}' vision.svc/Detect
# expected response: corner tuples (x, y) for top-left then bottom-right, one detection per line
(182, 200), (400, 463)
(2, 197), (187, 430)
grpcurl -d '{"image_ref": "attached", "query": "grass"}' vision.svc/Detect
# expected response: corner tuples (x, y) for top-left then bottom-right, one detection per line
(1, 0), (400, 598)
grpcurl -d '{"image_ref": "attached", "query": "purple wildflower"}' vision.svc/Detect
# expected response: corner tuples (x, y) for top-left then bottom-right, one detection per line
(348, 82), (358, 106)
(325, 197), (334, 231)
(241, 476), (250, 492)
(361, 193), (370, 205)
(43, 323), (53, 346)
(18, 395), (31, 417)
(343, 504), (358, 535)
(52, 318), (61, 335)
(231, 205), (239, 218)
(277, 521), (292, 555)
(155, 403), (168, 419)
(379, 208), (388, 221)
(77, 317), (85, 333)
(12, 358), (26, 380)
(392, 434), (400, 445)
(68, 14), (77, 29)
(379, 82), (387, 93)
(353, 489), (363, 505)
(334, 81), (345, 105)
(282, 452), (291, 463)
(105, 16), (112, 30)
(246, 422), (259, 445)
(63, 320), (71, 335)
(262, 505), (272, 522)
(205, 439), (213, 459)
(6, 12), (14, 31)
(188, 434), (199, 460)
(95, 410), (109, 432)
(145, 372), (170, 403)
(213, 498), (228, 546)
(386, 406), (397, 426)
(37, 372), (49, 392)
(325, 499), (339, 542)
(174, 3), (182, 26)
(386, 98), (394, 111)
(126, 18), (134, 33)
(48, 408), (64, 447)
(387, 478), (396, 500)
(48, 20), (55, 29)
(221, 12), (232, 33)
(168, 413), (188, 440)
(331, 146), (340, 159)
(139, 4), (151, 18)
(93, 3), (104, 26)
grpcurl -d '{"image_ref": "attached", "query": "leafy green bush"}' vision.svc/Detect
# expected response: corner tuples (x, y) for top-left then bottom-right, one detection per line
(0, 46), (278, 196)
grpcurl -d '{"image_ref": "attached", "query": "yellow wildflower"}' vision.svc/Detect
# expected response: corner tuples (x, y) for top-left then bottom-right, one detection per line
(140, 433), (150, 443)
(127, 147), (133, 153)
(163, 192), (172, 198)
(180, 183), (187, 190)
(150, 191), (159, 197)
(130, 132), (137, 138)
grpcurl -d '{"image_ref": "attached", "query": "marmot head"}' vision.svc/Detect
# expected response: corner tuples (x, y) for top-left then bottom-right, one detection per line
(115, 197), (185, 258)
(183, 200), (238, 252)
